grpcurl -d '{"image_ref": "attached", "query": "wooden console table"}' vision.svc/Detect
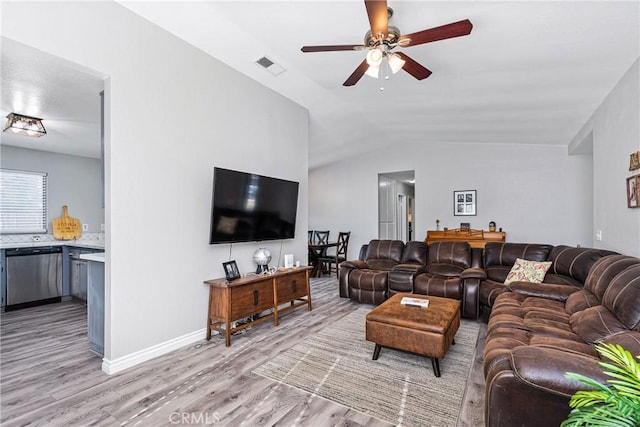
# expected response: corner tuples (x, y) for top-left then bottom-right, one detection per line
(426, 229), (506, 249)
(203, 266), (312, 346)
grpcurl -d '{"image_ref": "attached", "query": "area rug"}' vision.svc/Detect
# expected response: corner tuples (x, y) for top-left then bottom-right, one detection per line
(253, 308), (480, 427)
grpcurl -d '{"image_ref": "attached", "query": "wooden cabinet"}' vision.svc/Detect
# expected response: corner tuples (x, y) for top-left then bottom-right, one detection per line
(204, 267), (312, 346)
(273, 270), (308, 326)
(229, 281), (274, 320)
(425, 229), (506, 248)
(275, 270), (307, 303)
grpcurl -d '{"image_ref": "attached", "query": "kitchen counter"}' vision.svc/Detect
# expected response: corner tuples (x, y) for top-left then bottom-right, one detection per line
(79, 252), (105, 263)
(1, 238), (104, 311)
(0, 240), (104, 250)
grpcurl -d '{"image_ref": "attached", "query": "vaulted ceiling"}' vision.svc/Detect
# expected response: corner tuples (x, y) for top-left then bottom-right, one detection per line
(2, 2), (638, 169)
(118, 1), (640, 168)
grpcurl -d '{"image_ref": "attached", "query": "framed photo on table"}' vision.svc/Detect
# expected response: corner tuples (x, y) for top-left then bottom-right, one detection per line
(454, 190), (477, 216)
(223, 260), (241, 281)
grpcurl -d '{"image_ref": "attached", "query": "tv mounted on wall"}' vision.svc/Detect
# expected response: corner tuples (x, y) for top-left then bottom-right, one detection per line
(209, 167), (299, 244)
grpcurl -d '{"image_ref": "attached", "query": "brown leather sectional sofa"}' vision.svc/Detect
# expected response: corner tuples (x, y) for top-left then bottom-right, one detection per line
(478, 242), (618, 307)
(484, 254), (640, 426)
(339, 239), (640, 426)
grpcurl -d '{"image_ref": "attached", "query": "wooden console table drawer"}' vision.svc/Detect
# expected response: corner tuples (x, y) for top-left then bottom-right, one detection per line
(230, 282), (274, 319)
(275, 271), (307, 303)
(273, 270), (311, 326)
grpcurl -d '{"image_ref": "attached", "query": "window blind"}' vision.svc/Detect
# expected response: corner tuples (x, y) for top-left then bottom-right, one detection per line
(0, 169), (48, 234)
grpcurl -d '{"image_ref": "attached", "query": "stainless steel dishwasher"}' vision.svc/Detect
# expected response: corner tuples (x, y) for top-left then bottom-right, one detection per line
(5, 246), (62, 310)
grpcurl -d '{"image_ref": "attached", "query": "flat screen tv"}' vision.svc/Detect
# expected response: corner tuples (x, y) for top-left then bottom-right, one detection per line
(209, 167), (299, 244)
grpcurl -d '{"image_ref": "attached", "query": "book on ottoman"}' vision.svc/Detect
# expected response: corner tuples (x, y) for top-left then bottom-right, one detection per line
(400, 297), (429, 308)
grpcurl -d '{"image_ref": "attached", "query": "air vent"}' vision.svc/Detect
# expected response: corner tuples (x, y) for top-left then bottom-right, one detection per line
(255, 56), (285, 76)
(256, 57), (274, 68)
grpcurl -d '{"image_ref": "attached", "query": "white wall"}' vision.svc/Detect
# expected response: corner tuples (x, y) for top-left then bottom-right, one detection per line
(310, 143), (592, 260)
(2, 1), (309, 368)
(570, 59), (640, 256)
(0, 146), (104, 233)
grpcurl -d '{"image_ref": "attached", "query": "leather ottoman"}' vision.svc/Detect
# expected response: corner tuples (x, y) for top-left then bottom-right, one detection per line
(365, 293), (460, 377)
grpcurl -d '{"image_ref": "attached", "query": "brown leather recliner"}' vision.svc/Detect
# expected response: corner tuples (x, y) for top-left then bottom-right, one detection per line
(387, 241), (429, 295)
(412, 241), (484, 319)
(483, 254), (640, 426)
(339, 239), (406, 304)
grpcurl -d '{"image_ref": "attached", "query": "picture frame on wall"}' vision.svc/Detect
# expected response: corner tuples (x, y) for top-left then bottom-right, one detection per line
(629, 151), (640, 171)
(223, 260), (241, 281)
(454, 190), (477, 216)
(627, 174), (639, 208)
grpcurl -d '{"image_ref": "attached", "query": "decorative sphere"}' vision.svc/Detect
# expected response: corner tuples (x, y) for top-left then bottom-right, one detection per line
(253, 248), (272, 266)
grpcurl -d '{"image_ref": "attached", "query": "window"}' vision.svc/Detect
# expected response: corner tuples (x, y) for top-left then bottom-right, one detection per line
(0, 169), (48, 234)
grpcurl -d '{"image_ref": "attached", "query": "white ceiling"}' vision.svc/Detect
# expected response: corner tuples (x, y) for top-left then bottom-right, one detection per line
(2, 1), (638, 168)
(1, 38), (105, 159)
(118, 0), (640, 169)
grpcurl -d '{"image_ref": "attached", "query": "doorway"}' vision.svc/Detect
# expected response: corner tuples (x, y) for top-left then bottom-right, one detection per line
(1, 38), (108, 360)
(397, 194), (415, 241)
(378, 171), (415, 241)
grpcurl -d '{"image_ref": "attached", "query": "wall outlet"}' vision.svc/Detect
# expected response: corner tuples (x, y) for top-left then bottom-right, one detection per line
(100, 224), (105, 231)
(82, 224), (89, 231)
(596, 230), (602, 241)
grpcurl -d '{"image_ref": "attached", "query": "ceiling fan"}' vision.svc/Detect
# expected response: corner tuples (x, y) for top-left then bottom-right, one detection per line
(301, 0), (473, 87)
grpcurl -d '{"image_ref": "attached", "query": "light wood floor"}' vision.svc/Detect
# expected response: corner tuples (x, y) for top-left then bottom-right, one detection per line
(0, 278), (486, 427)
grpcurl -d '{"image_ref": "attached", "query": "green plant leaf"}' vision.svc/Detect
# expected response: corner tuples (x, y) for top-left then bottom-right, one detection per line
(563, 343), (640, 427)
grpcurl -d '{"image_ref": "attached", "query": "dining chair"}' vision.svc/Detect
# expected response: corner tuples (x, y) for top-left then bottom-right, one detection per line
(314, 230), (330, 245)
(319, 231), (350, 278)
(311, 230), (330, 275)
(308, 230), (314, 244)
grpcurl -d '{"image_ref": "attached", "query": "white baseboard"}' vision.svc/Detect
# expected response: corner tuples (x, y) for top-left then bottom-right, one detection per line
(102, 328), (208, 375)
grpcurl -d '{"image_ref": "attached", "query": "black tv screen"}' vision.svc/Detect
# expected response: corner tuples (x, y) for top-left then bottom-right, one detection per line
(209, 167), (299, 244)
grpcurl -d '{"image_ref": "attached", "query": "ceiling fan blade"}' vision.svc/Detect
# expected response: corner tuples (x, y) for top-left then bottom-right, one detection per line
(343, 59), (369, 86)
(395, 52), (432, 80)
(365, 0), (388, 37)
(398, 19), (473, 47)
(301, 44), (364, 53)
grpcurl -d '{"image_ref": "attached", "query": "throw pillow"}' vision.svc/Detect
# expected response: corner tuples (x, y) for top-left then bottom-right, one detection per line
(504, 258), (552, 285)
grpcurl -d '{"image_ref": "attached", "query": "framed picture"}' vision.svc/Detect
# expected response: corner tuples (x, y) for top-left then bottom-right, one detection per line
(454, 190), (477, 216)
(223, 260), (241, 281)
(627, 174), (640, 208)
(630, 151), (640, 171)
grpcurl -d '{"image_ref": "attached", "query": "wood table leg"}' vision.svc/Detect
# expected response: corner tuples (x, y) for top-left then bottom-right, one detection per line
(313, 259), (322, 277)
(224, 322), (231, 347)
(306, 277), (313, 311)
(431, 357), (441, 377)
(372, 344), (381, 360)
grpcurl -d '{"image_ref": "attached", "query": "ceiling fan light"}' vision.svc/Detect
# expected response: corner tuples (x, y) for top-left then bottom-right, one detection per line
(388, 54), (406, 74)
(366, 48), (383, 67)
(365, 64), (380, 79)
(3, 113), (46, 138)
